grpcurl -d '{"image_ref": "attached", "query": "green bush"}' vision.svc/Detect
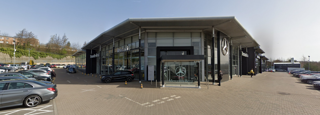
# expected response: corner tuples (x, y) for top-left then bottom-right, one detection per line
(0, 47), (67, 60)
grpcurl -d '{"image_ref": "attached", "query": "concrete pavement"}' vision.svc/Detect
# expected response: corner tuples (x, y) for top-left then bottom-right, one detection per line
(51, 69), (320, 115)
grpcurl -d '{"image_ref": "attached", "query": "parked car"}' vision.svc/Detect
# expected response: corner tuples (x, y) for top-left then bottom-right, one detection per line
(293, 70), (311, 77)
(0, 66), (11, 72)
(0, 80), (57, 109)
(17, 71), (52, 81)
(50, 64), (56, 68)
(0, 68), (5, 73)
(55, 64), (63, 68)
(25, 69), (51, 80)
(37, 67), (52, 74)
(300, 74), (320, 84)
(66, 67), (77, 73)
(101, 71), (134, 83)
(10, 64), (20, 70)
(45, 63), (51, 67)
(267, 68), (276, 72)
(313, 81), (320, 89)
(0, 73), (36, 81)
(0, 76), (27, 81)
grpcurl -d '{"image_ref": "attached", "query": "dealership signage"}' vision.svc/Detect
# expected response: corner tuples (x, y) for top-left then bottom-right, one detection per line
(242, 52), (248, 57)
(90, 53), (100, 58)
(257, 55), (260, 59)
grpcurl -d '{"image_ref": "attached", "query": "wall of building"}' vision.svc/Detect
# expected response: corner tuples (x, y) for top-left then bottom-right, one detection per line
(0, 52), (74, 64)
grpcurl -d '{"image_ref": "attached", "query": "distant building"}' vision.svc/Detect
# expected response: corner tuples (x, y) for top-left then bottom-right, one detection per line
(0, 36), (39, 46)
(274, 62), (301, 72)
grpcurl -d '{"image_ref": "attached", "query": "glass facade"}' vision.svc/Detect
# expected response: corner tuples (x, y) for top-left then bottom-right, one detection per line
(95, 34), (145, 80)
(146, 32), (202, 80)
(75, 53), (86, 70)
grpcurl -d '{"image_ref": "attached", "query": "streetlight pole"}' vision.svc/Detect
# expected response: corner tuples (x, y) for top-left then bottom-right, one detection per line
(308, 55), (310, 70)
(13, 39), (16, 65)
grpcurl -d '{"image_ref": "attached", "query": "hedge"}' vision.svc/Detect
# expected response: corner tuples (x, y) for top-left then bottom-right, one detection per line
(0, 47), (67, 59)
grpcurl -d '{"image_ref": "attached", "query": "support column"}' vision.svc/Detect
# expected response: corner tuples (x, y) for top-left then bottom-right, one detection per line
(229, 43), (233, 80)
(112, 38), (115, 72)
(162, 62), (164, 87)
(217, 31), (221, 86)
(211, 27), (215, 85)
(198, 62), (200, 88)
(139, 27), (142, 83)
(239, 45), (242, 77)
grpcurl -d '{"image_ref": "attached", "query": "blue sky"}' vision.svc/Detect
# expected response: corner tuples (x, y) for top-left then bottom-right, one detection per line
(0, 0), (319, 61)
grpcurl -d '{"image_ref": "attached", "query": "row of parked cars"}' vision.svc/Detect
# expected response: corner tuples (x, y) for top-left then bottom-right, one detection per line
(288, 70), (320, 90)
(0, 66), (58, 109)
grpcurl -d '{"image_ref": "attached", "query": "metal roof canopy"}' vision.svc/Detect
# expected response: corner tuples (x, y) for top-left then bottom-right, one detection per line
(72, 50), (86, 56)
(255, 47), (265, 54)
(82, 16), (260, 50)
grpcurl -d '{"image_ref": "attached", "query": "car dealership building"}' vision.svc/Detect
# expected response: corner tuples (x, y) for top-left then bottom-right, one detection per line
(73, 16), (268, 88)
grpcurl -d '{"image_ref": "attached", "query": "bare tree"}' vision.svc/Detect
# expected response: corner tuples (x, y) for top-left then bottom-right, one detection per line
(46, 34), (70, 54)
(15, 29), (38, 46)
(71, 42), (82, 51)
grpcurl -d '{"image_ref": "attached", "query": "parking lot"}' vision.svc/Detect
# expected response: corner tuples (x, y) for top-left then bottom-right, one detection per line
(2, 69), (320, 115)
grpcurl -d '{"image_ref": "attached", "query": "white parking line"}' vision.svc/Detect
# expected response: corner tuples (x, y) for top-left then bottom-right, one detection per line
(67, 80), (71, 83)
(96, 85), (102, 88)
(0, 105), (53, 115)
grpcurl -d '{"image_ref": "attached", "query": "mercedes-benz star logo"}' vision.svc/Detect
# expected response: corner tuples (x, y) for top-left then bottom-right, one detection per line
(221, 38), (229, 56)
(175, 66), (186, 77)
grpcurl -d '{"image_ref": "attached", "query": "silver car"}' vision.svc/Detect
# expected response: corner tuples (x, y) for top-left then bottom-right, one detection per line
(0, 80), (58, 108)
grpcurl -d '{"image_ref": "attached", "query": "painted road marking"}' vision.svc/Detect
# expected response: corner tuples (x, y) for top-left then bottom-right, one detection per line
(81, 88), (95, 93)
(67, 80), (71, 83)
(0, 105), (53, 115)
(121, 95), (181, 108)
(162, 97), (169, 100)
(96, 85), (102, 88)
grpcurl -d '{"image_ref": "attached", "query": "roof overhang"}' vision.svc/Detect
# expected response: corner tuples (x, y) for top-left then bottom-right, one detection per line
(82, 16), (260, 50)
(260, 56), (269, 60)
(255, 47), (265, 54)
(72, 50), (86, 57)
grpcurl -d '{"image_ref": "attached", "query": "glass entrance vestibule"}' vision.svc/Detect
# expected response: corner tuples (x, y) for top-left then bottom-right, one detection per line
(160, 55), (204, 88)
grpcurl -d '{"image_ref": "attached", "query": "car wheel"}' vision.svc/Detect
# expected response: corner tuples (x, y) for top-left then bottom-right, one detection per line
(127, 77), (132, 82)
(104, 78), (111, 83)
(24, 95), (42, 107)
(307, 80), (313, 84)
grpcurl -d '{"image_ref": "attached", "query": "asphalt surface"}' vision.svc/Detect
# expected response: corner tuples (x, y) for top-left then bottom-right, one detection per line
(2, 69), (320, 115)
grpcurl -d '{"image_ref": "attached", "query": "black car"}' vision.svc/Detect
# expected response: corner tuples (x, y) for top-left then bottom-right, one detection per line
(101, 71), (134, 83)
(66, 68), (77, 73)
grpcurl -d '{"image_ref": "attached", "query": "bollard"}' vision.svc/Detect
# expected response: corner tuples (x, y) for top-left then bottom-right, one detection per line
(96, 75), (97, 77)
(125, 81), (127, 85)
(92, 74), (93, 77)
(141, 83), (143, 89)
(100, 76), (101, 79)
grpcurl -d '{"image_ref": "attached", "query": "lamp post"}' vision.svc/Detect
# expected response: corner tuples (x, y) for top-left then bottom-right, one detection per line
(13, 39), (16, 65)
(308, 55), (310, 70)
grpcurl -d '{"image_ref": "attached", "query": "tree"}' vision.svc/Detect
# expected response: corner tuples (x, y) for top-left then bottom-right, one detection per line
(83, 41), (87, 46)
(15, 29), (38, 47)
(46, 34), (69, 54)
(71, 42), (82, 51)
(66, 41), (71, 48)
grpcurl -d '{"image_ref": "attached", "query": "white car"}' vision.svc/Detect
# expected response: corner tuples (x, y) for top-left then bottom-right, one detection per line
(55, 64), (64, 68)
(10, 64), (20, 70)
(0, 69), (5, 73)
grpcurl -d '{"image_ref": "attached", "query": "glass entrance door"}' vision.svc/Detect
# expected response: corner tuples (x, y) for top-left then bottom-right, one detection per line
(161, 61), (199, 87)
